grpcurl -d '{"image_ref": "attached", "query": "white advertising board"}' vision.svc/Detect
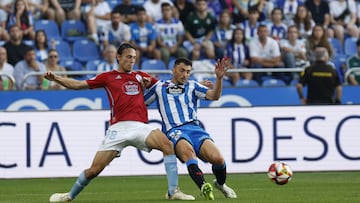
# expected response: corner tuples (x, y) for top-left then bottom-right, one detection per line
(0, 105), (359, 178)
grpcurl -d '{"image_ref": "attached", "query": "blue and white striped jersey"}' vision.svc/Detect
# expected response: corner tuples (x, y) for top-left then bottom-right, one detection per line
(144, 80), (208, 132)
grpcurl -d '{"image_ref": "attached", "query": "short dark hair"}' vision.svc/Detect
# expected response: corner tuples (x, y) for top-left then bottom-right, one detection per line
(136, 6), (146, 13)
(117, 43), (136, 55)
(174, 58), (192, 67)
(161, 2), (171, 8)
(357, 38), (360, 47)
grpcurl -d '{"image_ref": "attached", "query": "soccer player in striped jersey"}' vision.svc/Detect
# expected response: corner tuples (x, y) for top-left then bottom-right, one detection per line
(144, 57), (237, 200)
(44, 43), (194, 202)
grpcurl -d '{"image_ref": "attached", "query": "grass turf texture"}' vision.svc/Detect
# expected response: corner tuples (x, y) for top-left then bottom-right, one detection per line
(0, 172), (359, 203)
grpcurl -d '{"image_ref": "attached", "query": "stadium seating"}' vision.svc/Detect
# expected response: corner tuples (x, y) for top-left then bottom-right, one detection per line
(141, 59), (167, 70)
(168, 58), (176, 69)
(34, 20), (61, 40)
(289, 79), (298, 86)
(60, 59), (86, 79)
(329, 38), (343, 55)
(261, 78), (287, 87)
(85, 59), (102, 78)
(50, 40), (73, 61)
(235, 79), (259, 87)
(61, 20), (88, 43)
(73, 39), (101, 64)
(344, 37), (358, 56)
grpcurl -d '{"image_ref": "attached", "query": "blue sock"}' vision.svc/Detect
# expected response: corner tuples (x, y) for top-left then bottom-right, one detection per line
(164, 154), (178, 196)
(69, 171), (90, 199)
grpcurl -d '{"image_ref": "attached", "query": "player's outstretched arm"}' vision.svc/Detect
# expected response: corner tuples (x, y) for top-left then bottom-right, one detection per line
(44, 71), (89, 90)
(205, 58), (229, 100)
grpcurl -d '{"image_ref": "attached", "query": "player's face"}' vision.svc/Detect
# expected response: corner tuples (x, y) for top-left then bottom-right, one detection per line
(172, 63), (192, 85)
(117, 48), (136, 72)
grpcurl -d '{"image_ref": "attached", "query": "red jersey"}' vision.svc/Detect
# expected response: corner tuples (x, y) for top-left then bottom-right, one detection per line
(86, 70), (158, 125)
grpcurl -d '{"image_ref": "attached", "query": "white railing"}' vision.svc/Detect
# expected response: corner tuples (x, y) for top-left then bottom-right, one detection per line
(0, 73), (16, 90)
(20, 68), (305, 90)
(344, 67), (360, 85)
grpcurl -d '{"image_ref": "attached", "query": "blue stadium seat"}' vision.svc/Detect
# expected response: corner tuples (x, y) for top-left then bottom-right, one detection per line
(50, 40), (73, 61)
(344, 37), (357, 56)
(85, 59), (102, 78)
(141, 59), (167, 70)
(168, 58), (176, 69)
(60, 59), (86, 79)
(289, 79), (298, 86)
(329, 38), (343, 55)
(261, 78), (287, 87)
(73, 40), (101, 64)
(61, 20), (88, 43)
(235, 79), (259, 87)
(34, 20), (61, 40)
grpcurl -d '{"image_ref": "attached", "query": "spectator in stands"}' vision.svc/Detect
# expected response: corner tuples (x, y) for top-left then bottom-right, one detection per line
(224, 28), (252, 85)
(305, 25), (333, 64)
(277, 0), (301, 25)
(7, 0), (36, 40)
(97, 44), (118, 72)
(27, 0), (55, 21)
(266, 8), (288, 43)
(3, 25), (32, 66)
(83, 0), (111, 45)
(49, 0), (81, 26)
(249, 24), (287, 84)
(101, 10), (131, 49)
(0, 1), (11, 42)
(329, 0), (358, 45)
(207, 0), (228, 20)
(345, 38), (360, 85)
(143, 0), (175, 24)
(112, 0), (139, 24)
(173, 0), (195, 24)
(212, 10), (235, 59)
(13, 46), (46, 90)
(232, 0), (266, 24)
(34, 29), (55, 62)
(130, 6), (161, 67)
(280, 25), (308, 79)
(183, 0), (216, 60)
(0, 47), (14, 90)
(238, 7), (262, 44)
(154, 2), (187, 66)
(297, 45), (342, 105)
(304, 0), (330, 28)
(290, 5), (314, 39)
(45, 49), (67, 89)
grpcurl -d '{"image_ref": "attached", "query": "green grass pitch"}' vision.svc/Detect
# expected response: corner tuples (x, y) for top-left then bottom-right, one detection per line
(0, 172), (359, 203)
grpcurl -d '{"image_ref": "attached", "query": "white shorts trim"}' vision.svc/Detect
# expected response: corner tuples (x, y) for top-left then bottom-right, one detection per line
(98, 121), (156, 156)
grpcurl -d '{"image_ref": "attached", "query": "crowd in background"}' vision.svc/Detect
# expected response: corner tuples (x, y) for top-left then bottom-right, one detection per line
(0, 0), (360, 90)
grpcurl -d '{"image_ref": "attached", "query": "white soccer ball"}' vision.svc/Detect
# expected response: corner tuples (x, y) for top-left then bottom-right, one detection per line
(267, 162), (293, 185)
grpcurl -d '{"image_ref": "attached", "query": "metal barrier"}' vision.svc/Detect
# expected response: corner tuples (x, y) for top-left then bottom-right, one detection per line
(344, 67), (360, 85)
(20, 68), (305, 90)
(0, 73), (16, 90)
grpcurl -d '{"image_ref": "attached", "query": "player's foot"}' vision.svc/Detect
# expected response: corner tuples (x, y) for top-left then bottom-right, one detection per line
(49, 192), (72, 202)
(213, 179), (237, 198)
(165, 187), (195, 200)
(201, 182), (214, 200)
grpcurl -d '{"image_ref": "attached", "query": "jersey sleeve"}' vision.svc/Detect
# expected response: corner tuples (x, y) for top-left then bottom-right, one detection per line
(194, 81), (208, 100)
(86, 72), (107, 89)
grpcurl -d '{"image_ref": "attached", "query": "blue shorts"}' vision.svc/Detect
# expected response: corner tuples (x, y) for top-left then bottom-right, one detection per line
(166, 121), (213, 159)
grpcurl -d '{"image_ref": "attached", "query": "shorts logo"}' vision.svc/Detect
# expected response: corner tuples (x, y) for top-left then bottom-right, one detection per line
(169, 130), (182, 141)
(122, 81), (140, 95)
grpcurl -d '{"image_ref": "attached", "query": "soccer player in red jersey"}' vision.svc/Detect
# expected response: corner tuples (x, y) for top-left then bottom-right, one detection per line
(44, 43), (195, 202)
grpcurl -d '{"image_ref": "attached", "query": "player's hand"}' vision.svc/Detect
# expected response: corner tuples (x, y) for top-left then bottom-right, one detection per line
(215, 57), (229, 79)
(44, 71), (56, 81)
(140, 76), (151, 89)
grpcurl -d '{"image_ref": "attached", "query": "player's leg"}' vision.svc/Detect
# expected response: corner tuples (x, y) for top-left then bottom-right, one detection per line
(49, 150), (118, 202)
(175, 139), (213, 200)
(200, 140), (237, 198)
(146, 129), (194, 200)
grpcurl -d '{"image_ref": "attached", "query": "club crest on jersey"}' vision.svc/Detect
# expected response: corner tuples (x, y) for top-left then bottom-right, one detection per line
(122, 81), (140, 95)
(166, 86), (185, 95)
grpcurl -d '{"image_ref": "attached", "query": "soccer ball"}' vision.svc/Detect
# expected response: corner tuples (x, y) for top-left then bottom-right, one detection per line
(267, 162), (293, 185)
